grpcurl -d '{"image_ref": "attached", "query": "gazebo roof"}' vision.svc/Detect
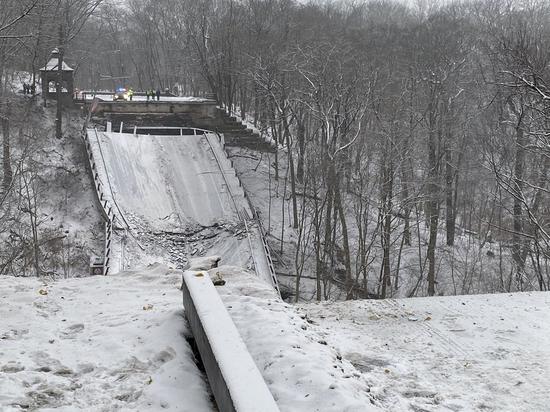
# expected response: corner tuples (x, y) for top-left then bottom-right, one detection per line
(39, 48), (74, 72)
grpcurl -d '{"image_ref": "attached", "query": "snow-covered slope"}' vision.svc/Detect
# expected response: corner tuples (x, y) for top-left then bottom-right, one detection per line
(299, 292), (550, 411)
(0, 265), (214, 412)
(92, 132), (240, 229)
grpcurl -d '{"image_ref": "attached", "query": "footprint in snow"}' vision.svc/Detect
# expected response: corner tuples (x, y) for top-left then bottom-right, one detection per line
(77, 363), (96, 374)
(32, 351), (74, 377)
(152, 347), (176, 367)
(1, 328), (29, 340)
(1, 361), (25, 373)
(25, 386), (65, 410)
(60, 323), (85, 338)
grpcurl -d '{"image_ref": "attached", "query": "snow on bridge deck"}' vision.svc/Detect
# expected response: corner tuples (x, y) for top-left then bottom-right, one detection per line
(94, 131), (239, 228)
(86, 129), (275, 288)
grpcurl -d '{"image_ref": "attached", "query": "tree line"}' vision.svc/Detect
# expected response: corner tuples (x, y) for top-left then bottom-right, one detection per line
(0, 0), (103, 276)
(2, 0), (550, 299)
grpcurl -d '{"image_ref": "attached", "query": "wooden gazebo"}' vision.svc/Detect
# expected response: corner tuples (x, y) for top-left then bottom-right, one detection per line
(39, 48), (74, 101)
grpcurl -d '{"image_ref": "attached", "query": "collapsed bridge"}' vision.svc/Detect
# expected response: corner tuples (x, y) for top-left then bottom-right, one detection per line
(84, 127), (278, 289)
(81, 95), (282, 411)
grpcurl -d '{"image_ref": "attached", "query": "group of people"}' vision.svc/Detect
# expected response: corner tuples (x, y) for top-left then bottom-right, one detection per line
(114, 86), (165, 101)
(146, 89), (161, 101)
(22, 83), (36, 95)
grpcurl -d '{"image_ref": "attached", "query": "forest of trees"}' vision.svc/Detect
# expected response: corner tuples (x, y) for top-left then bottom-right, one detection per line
(2, 0), (550, 299)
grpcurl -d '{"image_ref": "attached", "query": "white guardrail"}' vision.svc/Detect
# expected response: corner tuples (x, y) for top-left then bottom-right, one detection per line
(182, 269), (280, 412)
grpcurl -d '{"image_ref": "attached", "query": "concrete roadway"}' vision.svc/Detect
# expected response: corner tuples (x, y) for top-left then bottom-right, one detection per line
(95, 131), (239, 230)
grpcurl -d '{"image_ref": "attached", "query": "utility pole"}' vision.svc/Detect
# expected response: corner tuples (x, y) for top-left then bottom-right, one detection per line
(56, 24), (64, 139)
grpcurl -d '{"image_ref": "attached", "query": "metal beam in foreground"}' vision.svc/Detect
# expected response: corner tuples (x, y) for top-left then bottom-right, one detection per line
(181, 270), (280, 412)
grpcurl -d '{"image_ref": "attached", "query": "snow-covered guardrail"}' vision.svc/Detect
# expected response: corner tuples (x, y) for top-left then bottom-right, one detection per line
(181, 270), (280, 412)
(204, 132), (280, 295)
(81, 128), (115, 275)
(213, 133), (280, 295)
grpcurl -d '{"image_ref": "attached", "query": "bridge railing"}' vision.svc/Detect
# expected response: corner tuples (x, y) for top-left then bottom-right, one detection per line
(81, 128), (116, 276)
(205, 131), (281, 296)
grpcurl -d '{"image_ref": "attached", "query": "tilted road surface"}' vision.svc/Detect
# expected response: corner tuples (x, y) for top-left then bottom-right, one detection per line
(88, 130), (273, 284)
(97, 132), (239, 228)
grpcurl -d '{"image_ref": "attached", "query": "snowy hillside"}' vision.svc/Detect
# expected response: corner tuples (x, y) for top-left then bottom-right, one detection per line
(0, 97), (103, 277)
(299, 292), (550, 411)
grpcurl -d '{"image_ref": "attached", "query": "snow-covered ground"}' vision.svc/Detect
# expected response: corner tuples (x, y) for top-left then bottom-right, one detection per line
(3, 257), (548, 411)
(0, 96), (103, 277)
(0, 265), (214, 412)
(298, 292), (550, 411)
(201, 263), (382, 412)
(227, 140), (542, 300)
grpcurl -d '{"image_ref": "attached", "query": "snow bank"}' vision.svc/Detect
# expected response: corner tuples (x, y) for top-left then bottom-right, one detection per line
(188, 256), (221, 271)
(205, 265), (381, 412)
(299, 292), (550, 411)
(0, 265), (213, 411)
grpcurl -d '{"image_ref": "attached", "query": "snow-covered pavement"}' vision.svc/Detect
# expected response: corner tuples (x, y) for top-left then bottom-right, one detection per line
(0, 266), (214, 412)
(299, 292), (550, 411)
(94, 132), (239, 229)
(3, 259), (548, 411)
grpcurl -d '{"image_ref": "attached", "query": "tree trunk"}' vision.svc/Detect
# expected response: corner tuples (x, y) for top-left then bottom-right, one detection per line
(282, 107), (298, 229)
(401, 165), (411, 247)
(296, 118), (305, 184)
(512, 121), (526, 288)
(56, 24), (64, 140)
(1, 101), (11, 193)
(427, 109), (440, 297)
(380, 149), (393, 298)
(334, 181), (353, 299)
(445, 144), (455, 246)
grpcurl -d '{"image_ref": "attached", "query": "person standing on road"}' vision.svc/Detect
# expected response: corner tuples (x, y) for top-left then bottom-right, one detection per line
(128, 88), (134, 101)
(156, 88), (160, 101)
